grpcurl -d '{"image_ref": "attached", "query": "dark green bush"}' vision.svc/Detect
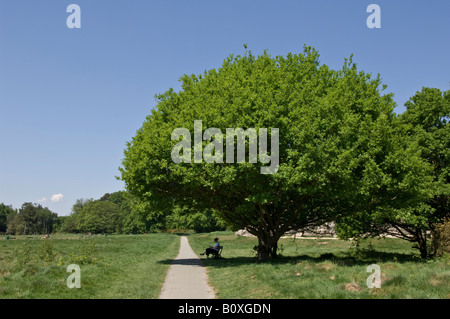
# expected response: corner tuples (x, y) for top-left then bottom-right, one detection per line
(431, 218), (450, 257)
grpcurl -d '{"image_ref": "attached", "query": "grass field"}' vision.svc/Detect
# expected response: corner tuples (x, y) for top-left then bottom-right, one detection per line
(0, 232), (448, 299)
(189, 231), (450, 299)
(0, 233), (179, 298)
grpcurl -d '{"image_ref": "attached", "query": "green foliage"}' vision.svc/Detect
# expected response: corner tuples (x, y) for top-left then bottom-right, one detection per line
(58, 239), (99, 265)
(0, 203), (16, 233)
(15, 243), (34, 267)
(120, 46), (432, 260)
(431, 218), (450, 257)
(76, 200), (120, 234)
(72, 198), (94, 215)
(55, 215), (78, 233)
(400, 87), (450, 219)
(54, 190), (227, 235)
(14, 240), (56, 275)
(38, 240), (55, 263)
(119, 192), (166, 233)
(335, 87), (449, 259)
(55, 198), (94, 234)
(166, 206), (226, 233)
(57, 196), (125, 234)
(6, 203), (57, 235)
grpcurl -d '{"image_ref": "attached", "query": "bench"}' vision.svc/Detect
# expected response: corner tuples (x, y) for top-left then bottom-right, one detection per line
(210, 245), (223, 259)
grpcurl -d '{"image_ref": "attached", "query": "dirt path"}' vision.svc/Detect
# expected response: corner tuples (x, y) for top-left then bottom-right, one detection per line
(159, 236), (215, 299)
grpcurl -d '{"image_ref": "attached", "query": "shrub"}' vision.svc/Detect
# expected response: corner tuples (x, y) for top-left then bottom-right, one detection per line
(431, 218), (450, 257)
(16, 243), (33, 267)
(38, 240), (55, 263)
(57, 239), (99, 265)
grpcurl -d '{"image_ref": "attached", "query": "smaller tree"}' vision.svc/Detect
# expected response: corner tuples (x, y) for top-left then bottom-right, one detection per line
(72, 198), (94, 215)
(76, 200), (120, 234)
(56, 198), (94, 233)
(431, 218), (450, 257)
(55, 215), (79, 233)
(336, 87), (449, 259)
(400, 87), (449, 221)
(394, 88), (449, 258)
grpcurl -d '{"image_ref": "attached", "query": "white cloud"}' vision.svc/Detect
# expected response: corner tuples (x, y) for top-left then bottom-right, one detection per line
(51, 193), (64, 203)
(37, 197), (47, 203)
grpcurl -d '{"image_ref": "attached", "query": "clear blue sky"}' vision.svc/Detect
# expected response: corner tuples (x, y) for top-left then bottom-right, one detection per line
(1, 0), (449, 216)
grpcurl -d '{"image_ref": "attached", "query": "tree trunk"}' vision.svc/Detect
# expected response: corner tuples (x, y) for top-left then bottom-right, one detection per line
(417, 233), (428, 259)
(256, 232), (280, 261)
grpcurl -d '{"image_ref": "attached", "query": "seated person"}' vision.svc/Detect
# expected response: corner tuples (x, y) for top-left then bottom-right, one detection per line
(200, 238), (221, 258)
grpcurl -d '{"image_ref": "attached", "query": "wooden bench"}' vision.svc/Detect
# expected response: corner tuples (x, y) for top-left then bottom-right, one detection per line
(210, 245), (223, 259)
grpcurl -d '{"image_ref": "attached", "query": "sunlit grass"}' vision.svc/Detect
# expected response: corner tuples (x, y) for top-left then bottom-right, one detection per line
(2, 232), (448, 299)
(0, 233), (180, 299)
(189, 231), (450, 299)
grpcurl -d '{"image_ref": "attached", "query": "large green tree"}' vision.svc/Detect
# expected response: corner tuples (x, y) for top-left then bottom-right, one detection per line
(120, 47), (431, 260)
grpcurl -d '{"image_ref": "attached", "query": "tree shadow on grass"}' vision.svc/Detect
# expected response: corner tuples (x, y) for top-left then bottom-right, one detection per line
(157, 250), (418, 268)
(293, 250), (417, 266)
(157, 256), (256, 267)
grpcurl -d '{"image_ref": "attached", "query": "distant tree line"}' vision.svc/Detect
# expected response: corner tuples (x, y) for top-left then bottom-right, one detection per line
(1, 202), (58, 235)
(0, 191), (226, 236)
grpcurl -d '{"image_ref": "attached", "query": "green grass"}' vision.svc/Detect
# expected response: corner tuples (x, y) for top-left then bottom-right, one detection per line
(0, 233), (180, 299)
(189, 231), (450, 299)
(1, 232), (448, 299)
